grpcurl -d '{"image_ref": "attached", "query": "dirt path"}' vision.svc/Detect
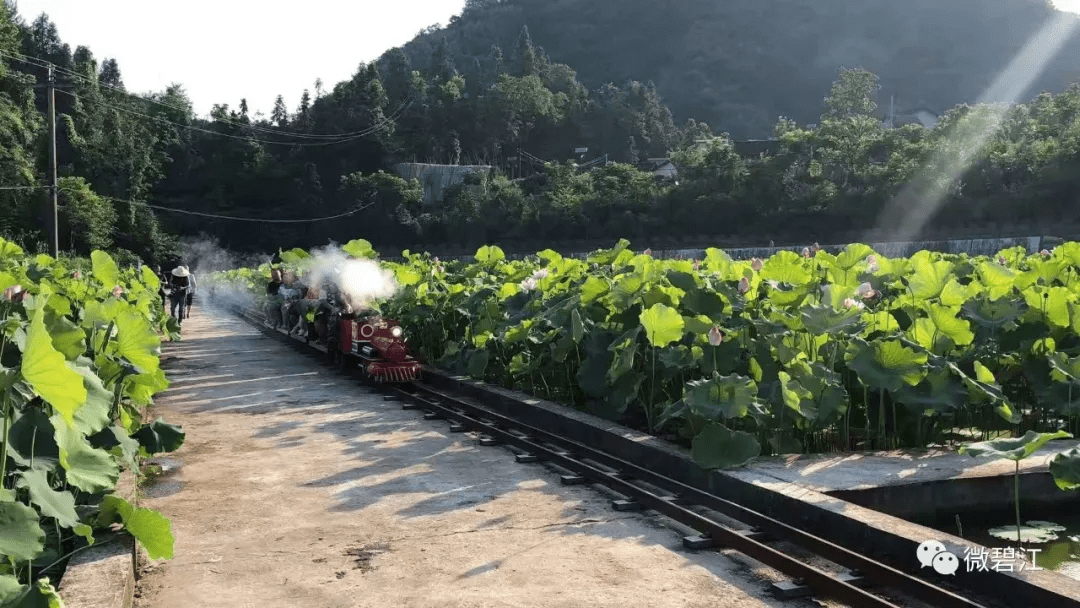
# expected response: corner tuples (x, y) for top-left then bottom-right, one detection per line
(133, 305), (798, 608)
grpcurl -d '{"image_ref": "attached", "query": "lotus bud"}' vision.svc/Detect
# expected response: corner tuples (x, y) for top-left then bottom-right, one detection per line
(692, 260), (700, 271)
(643, 248), (653, 256)
(801, 247), (811, 258)
(866, 255), (879, 273)
(708, 326), (723, 346)
(750, 257), (763, 271)
(112, 285), (124, 298)
(2, 284), (24, 302)
(73, 271), (82, 280)
(998, 256), (1007, 265)
(857, 282), (876, 298)
(738, 276), (751, 294)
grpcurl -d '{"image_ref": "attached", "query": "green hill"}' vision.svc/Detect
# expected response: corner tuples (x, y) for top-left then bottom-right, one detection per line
(396, 0), (1080, 138)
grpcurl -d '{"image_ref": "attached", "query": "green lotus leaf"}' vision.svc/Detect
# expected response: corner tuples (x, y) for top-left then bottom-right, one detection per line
(988, 521), (1063, 544)
(684, 372), (758, 420)
(474, 245), (505, 264)
(21, 308), (87, 428)
(0, 501), (45, 562)
(832, 243), (876, 271)
(761, 250), (811, 285)
(51, 413), (120, 493)
(959, 430), (1072, 461)
(907, 252), (955, 300)
(342, 239), (375, 259)
(97, 495), (175, 560)
(691, 422), (760, 470)
(90, 250), (120, 288)
(845, 338), (927, 392)
(800, 304), (864, 336)
(639, 303), (685, 347)
(1049, 448), (1080, 490)
(132, 419), (186, 456)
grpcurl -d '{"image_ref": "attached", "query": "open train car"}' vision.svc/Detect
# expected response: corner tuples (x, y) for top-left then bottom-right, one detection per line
(332, 314), (421, 382)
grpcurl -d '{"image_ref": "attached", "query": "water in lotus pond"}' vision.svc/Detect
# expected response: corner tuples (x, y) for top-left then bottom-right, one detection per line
(921, 509), (1080, 580)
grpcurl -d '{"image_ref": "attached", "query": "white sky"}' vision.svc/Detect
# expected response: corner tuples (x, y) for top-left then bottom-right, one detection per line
(11, 0), (467, 118)
(1056, 0), (1080, 14)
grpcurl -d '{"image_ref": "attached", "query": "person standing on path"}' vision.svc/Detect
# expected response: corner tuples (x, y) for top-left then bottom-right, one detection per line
(168, 266), (196, 325)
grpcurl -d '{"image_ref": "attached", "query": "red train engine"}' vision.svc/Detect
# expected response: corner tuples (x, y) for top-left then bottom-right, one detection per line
(335, 315), (421, 382)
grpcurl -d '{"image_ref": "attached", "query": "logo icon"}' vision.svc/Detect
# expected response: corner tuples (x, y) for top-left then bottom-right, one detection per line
(933, 551), (959, 575)
(917, 539), (959, 575)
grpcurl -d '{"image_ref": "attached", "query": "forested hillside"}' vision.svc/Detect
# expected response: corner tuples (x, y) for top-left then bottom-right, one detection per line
(1, 1), (1079, 261)
(410, 0), (1080, 138)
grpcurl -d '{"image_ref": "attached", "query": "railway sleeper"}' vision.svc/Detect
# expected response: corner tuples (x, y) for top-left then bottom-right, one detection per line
(682, 528), (773, 550)
(770, 572), (869, 600)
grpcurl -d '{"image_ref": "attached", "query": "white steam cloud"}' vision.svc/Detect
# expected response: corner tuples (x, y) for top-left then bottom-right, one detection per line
(300, 245), (397, 313)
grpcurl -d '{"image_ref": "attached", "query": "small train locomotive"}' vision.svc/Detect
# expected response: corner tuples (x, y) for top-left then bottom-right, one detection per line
(330, 314), (421, 382)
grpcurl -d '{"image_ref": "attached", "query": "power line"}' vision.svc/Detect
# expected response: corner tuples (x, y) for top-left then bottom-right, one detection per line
(53, 187), (377, 223)
(0, 49), (403, 141)
(57, 89), (410, 147)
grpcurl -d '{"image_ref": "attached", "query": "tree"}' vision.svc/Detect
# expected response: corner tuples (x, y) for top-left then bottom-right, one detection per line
(511, 25), (538, 77)
(823, 67), (879, 120)
(271, 94), (288, 127)
(99, 58), (123, 89)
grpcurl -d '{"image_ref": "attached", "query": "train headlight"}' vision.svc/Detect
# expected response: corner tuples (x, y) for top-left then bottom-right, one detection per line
(391, 327), (403, 338)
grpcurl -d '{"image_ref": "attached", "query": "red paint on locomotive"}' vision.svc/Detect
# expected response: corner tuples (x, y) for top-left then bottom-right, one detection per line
(338, 315), (420, 382)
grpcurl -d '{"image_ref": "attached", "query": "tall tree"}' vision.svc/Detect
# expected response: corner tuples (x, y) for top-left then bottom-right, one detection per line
(271, 94), (288, 127)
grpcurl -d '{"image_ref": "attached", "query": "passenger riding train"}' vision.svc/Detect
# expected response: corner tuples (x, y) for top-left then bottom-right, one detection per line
(228, 261), (422, 384)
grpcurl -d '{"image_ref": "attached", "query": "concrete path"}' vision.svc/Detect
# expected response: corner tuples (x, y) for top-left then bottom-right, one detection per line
(133, 306), (798, 608)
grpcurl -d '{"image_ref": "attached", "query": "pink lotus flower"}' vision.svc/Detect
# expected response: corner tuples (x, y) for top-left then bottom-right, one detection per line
(519, 278), (538, 292)
(998, 256), (1007, 265)
(72, 271), (82, 280)
(750, 258), (763, 271)
(801, 247), (811, 258)
(531, 268), (549, 281)
(738, 277), (751, 294)
(112, 285), (124, 298)
(708, 326), (723, 346)
(2, 284), (24, 302)
(692, 260), (700, 271)
(1040, 249), (1051, 257)
(857, 282), (876, 298)
(643, 248), (653, 256)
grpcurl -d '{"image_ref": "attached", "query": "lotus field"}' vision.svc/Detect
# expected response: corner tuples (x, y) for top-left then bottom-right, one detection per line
(0, 239), (183, 605)
(212, 239), (1080, 480)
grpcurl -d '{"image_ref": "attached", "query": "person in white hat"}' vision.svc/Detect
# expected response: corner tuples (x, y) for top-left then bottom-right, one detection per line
(168, 265), (197, 324)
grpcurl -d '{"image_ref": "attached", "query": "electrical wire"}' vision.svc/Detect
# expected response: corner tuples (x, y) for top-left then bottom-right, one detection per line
(0, 49), (405, 141)
(66, 189), (377, 223)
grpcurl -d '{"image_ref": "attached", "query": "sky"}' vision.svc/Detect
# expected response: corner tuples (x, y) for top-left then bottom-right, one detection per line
(11, 0), (468, 118)
(1057, 0), (1080, 13)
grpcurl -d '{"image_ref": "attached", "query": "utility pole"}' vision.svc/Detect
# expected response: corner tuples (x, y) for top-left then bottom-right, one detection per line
(46, 65), (58, 258)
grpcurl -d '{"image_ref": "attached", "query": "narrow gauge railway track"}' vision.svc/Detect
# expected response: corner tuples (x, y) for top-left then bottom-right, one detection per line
(227, 304), (992, 608)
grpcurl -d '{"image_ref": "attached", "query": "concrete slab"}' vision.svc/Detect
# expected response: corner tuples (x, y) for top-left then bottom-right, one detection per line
(729, 441), (1080, 493)
(133, 307), (796, 608)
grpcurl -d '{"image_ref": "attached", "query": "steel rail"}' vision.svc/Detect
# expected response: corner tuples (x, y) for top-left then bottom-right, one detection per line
(228, 304), (988, 608)
(400, 381), (985, 608)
